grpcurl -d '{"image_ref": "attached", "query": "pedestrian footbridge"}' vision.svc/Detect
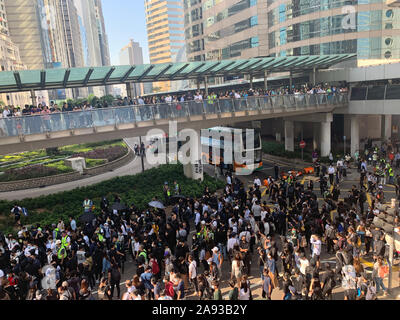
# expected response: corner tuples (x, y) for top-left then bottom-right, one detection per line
(0, 93), (348, 154)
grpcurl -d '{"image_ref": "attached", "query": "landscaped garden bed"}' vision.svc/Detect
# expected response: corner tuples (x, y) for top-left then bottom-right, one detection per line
(0, 164), (225, 235)
(0, 140), (128, 182)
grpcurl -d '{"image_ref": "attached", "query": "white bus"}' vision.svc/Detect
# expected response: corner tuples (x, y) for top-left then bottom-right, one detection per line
(201, 126), (263, 175)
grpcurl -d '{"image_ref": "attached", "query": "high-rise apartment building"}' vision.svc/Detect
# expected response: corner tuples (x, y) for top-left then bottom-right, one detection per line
(145, 0), (186, 92)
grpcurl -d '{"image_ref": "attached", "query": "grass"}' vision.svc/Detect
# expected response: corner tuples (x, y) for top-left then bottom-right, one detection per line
(86, 159), (107, 168)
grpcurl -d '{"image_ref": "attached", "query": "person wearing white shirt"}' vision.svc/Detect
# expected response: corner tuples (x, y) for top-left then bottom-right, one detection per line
(328, 165), (335, 185)
(310, 235), (322, 268)
(254, 177), (261, 188)
(194, 210), (201, 228)
(69, 217), (77, 232)
(165, 95), (172, 103)
(227, 234), (239, 254)
(299, 254), (310, 275)
(188, 255), (198, 294)
(194, 92), (203, 102)
(263, 219), (270, 236)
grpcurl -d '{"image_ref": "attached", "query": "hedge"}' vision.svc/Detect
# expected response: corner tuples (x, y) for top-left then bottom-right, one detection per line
(0, 164), (225, 235)
(262, 141), (344, 164)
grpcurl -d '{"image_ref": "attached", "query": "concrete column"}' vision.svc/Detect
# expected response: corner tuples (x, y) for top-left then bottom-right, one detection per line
(249, 74), (253, 89)
(264, 70), (268, 91)
(30, 89), (36, 106)
(350, 115), (360, 157)
(384, 115), (392, 141)
(284, 120), (295, 152)
(312, 67), (316, 86)
(313, 123), (320, 151)
(320, 121), (331, 157)
(183, 129), (204, 181)
(289, 70), (293, 91)
(125, 82), (133, 99)
(204, 76), (209, 97)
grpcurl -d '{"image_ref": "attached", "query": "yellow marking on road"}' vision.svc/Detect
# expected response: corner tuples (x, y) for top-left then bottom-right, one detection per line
(360, 257), (400, 271)
(262, 187), (268, 198)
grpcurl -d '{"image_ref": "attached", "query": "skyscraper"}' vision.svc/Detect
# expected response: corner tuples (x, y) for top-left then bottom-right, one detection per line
(5, 0), (69, 70)
(120, 39), (145, 96)
(60, 0), (88, 98)
(145, 0), (186, 92)
(0, 1), (29, 106)
(73, 0), (111, 96)
(94, 0), (111, 67)
(5, 0), (71, 101)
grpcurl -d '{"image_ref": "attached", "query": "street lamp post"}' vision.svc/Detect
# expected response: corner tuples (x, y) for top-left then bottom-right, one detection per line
(139, 136), (145, 173)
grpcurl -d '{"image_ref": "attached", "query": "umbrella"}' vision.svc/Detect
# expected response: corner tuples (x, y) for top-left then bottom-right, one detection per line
(111, 202), (127, 211)
(79, 212), (96, 223)
(148, 201), (165, 209)
(170, 195), (187, 204)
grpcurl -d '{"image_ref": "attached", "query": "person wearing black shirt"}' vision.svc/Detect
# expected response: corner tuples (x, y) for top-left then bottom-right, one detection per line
(239, 236), (251, 275)
(282, 272), (293, 300)
(321, 263), (336, 300)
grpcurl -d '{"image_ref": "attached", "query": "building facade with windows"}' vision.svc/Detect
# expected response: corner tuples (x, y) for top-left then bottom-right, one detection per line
(267, 0), (400, 66)
(145, 0), (186, 92)
(184, 0), (400, 72)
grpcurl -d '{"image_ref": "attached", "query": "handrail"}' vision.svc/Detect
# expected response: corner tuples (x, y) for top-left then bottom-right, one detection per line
(0, 93), (348, 138)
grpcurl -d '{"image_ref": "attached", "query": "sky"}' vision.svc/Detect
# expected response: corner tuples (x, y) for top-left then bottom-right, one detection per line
(102, 0), (149, 65)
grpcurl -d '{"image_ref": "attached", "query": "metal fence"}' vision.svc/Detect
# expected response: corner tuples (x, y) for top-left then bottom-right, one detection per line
(0, 93), (348, 137)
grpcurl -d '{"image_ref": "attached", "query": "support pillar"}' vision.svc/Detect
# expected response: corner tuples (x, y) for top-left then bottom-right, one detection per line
(320, 121), (331, 157)
(264, 70), (268, 91)
(125, 82), (133, 100)
(350, 115), (360, 157)
(312, 67), (316, 86)
(384, 114), (392, 141)
(204, 76), (209, 97)
(313, 123), (320, 151)
(284, 120), (294, 152)
(30, 89), (36, 106)
(183, 129), (204, 181)
(250, 74), (253, 89)
(289, 70), (293, 92)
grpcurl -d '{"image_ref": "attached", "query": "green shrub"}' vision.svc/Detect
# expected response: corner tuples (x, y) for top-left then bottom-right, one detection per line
(262, 141), (312, 161)
(0, 164), (225, 233)
(86, 159), (107, 168)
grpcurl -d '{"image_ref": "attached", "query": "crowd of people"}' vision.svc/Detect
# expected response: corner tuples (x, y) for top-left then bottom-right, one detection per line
(0, 83), (348, 120)
(1, 136), (399, 300)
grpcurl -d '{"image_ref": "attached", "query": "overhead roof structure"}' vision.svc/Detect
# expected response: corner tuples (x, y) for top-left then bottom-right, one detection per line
(0, 54), (356, 93)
